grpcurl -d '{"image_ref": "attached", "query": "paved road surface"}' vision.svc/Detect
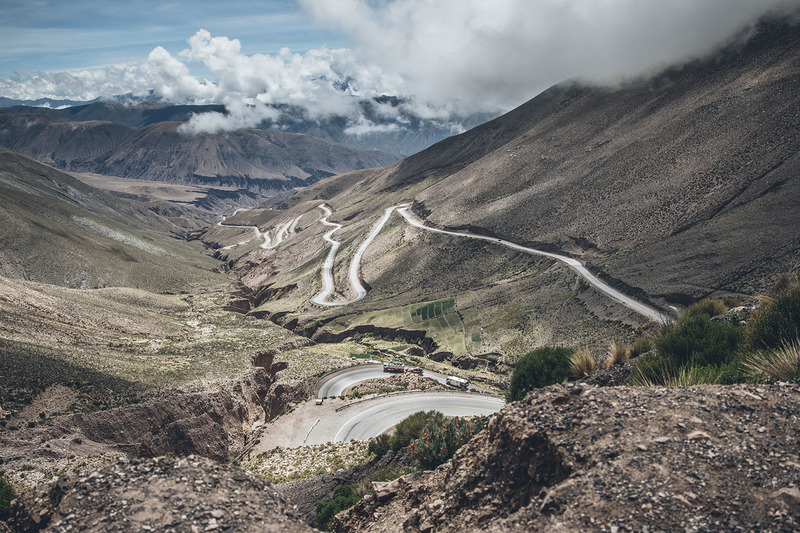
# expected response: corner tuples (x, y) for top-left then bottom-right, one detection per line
(316, 364), (450, 398)
(396, 205), (665, 323)
(330, 392), (505, 442)
(311, 204), (396, 306)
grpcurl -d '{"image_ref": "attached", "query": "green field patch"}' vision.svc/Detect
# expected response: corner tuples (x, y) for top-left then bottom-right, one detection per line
(332, 297), (466, 353)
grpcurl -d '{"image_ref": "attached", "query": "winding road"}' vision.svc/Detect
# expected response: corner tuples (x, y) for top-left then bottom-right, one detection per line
(315, 363), (450, 398)
(310, 202), (664, 322)
(330, 392), (504, 442)
(217, 210), (301, 251)
(395, 206), (664, 323)
(310, 204), (397, 306)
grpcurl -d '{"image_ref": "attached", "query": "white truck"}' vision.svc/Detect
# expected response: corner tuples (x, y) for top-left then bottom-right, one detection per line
(446, 376), (470, 389)
(383, 360), (405, 373)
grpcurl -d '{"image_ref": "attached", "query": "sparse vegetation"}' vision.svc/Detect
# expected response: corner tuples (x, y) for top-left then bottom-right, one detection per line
(629, 336), (653, 358)
(390, 411), (444, 452)
(684, 298), (730, 320)
(314, 483), (368, 531)
(745, 282), (800, 352)
(367, 434), (391, 457)
(507, 346), (573, 401)
(631, 310), (743, 386)
(570, 347), (596, 378)
(243, 441), (370, 484)
(630, 282), (800, 387)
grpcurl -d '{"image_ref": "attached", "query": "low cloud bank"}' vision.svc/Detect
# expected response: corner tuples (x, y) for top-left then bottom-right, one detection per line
(2, 0), (798, 134)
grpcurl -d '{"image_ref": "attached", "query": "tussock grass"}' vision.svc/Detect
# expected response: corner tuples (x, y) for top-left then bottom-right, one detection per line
(629, 360), (721, 387)
(604, 342), (630, 368)
(685, 298), (730, 320)
(743, 339), (800, 382)
(570, 347), (596, 378)
(629, 336), (653, 358)
(656, 315), (675, 337)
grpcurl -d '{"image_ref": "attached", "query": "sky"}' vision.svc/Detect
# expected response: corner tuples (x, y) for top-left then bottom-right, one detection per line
(1, 0), (799, 132)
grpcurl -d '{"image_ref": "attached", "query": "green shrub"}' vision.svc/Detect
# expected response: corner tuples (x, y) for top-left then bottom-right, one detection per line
(410, 416), (486, 469)
(684, 299), (729, 320)
(507, 346), (573, 402)
(746, 285), (800, 351)
(368, 434), (390, 457)
(0, 473), (15, 521)
(722, 296), (741, 308)
(371, 467), (417, 482)
(629, 336), (653, 357)
(656, 314), (743, 368)
(314, 484), (364, 530)
(390, 411), (444, 452)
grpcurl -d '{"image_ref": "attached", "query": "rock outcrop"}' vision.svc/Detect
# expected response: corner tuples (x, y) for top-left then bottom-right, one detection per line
(10, 455), (312, 532)
(335, 383), (800, 532)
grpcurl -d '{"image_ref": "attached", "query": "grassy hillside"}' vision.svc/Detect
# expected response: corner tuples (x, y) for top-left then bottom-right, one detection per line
(0, 149), (223, 291)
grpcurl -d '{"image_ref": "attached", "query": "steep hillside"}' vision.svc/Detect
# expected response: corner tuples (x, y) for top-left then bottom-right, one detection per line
(0, 112), (398, 191)
(0, 113), (129, 169)
(318, 18), (800, 300)
(0, 149), (221, 290)
(212, 17), (800, 361)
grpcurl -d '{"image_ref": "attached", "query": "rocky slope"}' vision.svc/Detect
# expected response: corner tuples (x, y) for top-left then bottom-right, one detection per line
(0, 113), (398, 191)
(293, 17), (800, 301)
(336, 382), (800, 532)
(9, 455), (312, 532)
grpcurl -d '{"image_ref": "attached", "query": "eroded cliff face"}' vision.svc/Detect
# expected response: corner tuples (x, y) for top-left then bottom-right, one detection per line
(73, 349), (307, 461)
(336, 383), (800, 532)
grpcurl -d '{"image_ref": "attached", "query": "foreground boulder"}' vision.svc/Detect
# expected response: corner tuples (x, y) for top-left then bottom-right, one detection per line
(336, 383), (800, 532)
(11, 455), (312, 532)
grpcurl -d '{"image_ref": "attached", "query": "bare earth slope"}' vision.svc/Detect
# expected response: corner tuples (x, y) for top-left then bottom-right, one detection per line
(336, 383), (800, 532)
(291, 17), (800, 302)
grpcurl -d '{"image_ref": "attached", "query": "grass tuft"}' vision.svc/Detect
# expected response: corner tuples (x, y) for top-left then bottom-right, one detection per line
(605, 342), (630, 368)
(743, 339), (800, 382)
(629, 336), (653, 358)
(630, 359), (721, 387)
(570, 347), (596, 378)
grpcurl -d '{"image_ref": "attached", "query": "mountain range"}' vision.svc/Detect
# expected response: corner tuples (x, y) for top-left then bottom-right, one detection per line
(0, 111), (399, 194)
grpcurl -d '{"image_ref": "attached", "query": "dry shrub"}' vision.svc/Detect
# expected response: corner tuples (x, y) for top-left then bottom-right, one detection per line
(570, 347), (596, 378)
(605, 342), (630, 368)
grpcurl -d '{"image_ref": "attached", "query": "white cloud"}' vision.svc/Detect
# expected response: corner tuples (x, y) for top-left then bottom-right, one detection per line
(2, 0), (798, 133)
(343, 118), (401, 136)
(0, 64), (150, 101)
(301, 0), (800, 109)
